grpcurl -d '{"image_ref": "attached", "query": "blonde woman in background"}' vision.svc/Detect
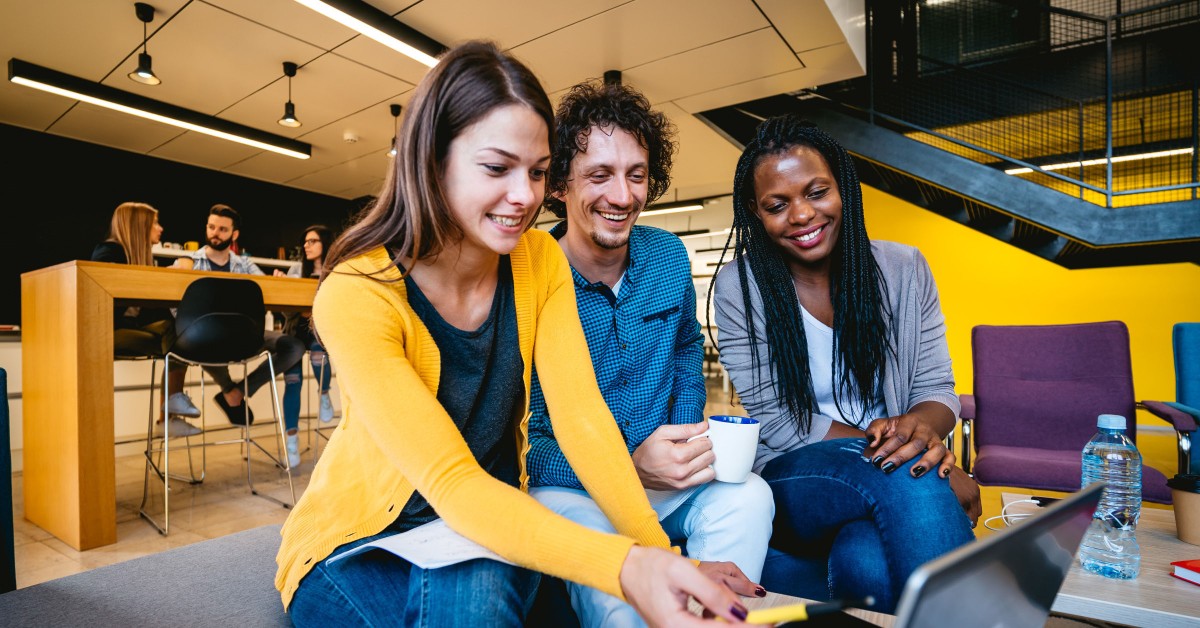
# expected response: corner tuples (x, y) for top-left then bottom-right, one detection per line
(91, 202), (202, 437)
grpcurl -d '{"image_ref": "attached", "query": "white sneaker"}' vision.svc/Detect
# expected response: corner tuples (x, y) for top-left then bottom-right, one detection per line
(155, 417), (202, 438)
(286, 433), (300, 468)
(319, 393), (335, 423)
(167, 392), (202, 418)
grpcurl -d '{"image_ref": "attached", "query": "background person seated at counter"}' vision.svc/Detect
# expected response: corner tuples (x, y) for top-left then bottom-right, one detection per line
(91, 201), (202, 437)
(173, 203), (261, 274)
(175, 203), (305, 426)
(271, 224), (336, 467)
(527, 81), (772, 627)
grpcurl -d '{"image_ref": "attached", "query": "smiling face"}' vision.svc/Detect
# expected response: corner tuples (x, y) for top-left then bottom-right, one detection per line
(750, 144), (843, 276)
(441, 104), (550, 257)
(557, 125), (648, 251)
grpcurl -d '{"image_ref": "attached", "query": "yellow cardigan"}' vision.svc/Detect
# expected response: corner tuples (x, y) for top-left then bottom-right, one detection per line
(275, 230), (671, 608)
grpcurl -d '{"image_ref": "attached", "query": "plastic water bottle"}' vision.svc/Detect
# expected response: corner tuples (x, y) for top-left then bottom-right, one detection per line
(1078, 413), (1141, 579)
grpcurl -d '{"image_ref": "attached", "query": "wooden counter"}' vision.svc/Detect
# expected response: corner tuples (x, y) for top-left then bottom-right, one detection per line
(20, 260), (316, 550)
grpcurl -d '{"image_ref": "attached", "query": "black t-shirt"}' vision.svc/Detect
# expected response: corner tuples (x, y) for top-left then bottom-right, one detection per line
(91, 241), (172, 330)
(388, 256), (524, 532)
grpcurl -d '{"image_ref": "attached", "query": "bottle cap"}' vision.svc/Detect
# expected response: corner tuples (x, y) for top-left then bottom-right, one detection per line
(1097, 414), (1126, 430)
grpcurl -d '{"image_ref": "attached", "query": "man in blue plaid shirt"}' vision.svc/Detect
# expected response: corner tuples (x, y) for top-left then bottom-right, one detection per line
(527, 81), (774, 627)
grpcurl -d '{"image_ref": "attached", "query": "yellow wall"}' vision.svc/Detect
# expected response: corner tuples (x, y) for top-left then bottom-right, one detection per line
(861, 185), (1200, 475)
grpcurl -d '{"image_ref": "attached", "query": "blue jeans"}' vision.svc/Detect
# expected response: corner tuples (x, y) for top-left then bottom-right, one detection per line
(531, 475), (774, 628)
(282, 340), (332, 432)
(290, 530), (540, 627)
(760, 438), (973, 613)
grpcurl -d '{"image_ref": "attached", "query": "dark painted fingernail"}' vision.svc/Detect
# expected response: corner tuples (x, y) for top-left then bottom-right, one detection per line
(755, 586), (767, 597)
(941, 467), (951, 478)
(871, 455), (884, 466)
(913, 466), (926, 478)
(881, 461), (896, 473)
(731, 604), (748, 621)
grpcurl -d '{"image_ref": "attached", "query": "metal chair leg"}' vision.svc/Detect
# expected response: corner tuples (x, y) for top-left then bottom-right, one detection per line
(312, 353), (334, 462)
(142, 350), (296, 534)
(244, 353), (295, 509)
(139, 358), (167, 535)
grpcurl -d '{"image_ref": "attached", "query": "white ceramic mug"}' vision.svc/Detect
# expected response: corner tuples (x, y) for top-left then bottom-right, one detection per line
(689, 415), (760, 483)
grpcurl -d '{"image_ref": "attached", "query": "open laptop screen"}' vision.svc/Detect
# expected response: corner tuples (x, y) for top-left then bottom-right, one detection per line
(892, 483), (1103, 628)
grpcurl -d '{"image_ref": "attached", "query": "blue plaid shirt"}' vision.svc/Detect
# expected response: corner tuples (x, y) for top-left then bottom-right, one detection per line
(189, 247), (265, 275)
(528, 224), (706, 489)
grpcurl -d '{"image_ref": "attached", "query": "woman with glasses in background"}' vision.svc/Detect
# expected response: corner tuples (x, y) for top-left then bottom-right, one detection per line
(273, 224), (336, 467)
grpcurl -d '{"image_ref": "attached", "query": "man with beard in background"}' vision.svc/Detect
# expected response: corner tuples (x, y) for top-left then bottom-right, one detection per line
(178, 203), (305, 428)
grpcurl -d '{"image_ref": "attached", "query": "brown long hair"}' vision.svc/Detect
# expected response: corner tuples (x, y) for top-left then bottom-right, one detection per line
(301, 224), (333, 279)
(323, 40), (554, 279)
(107, 202), (158, 266)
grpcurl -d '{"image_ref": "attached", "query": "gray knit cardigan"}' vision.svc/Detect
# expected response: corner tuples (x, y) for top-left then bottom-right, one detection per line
(712, 240), (959, 472)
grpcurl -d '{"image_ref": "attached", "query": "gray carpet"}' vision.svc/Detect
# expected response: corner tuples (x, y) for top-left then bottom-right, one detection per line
(0, 524), (289, 627)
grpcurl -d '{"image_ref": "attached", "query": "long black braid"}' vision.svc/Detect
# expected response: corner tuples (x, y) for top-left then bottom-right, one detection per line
(706, 115), (892, 436)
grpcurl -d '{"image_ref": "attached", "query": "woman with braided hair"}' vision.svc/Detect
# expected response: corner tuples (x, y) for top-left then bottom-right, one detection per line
(710, 115), (980, 612)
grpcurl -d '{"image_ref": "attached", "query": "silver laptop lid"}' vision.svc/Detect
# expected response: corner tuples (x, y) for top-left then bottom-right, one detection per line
(891, 482), (1104, 628)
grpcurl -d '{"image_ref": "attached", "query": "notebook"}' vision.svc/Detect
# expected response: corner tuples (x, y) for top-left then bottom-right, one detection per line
(786, 482), (1104, 628)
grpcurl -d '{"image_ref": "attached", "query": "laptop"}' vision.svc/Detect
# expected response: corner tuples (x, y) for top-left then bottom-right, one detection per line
(787, 482), (1104, 628)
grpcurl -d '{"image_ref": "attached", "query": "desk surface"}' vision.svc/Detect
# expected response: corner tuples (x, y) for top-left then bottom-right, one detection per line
(1003, 493), (1200, 628)
(23, 259), (317, 306)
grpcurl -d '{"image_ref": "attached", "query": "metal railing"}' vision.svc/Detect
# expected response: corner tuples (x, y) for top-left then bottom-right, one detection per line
(851, 0), (1199, 208)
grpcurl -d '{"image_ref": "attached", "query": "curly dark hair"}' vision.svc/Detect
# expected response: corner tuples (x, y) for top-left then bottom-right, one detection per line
(544, 81), (676, 218)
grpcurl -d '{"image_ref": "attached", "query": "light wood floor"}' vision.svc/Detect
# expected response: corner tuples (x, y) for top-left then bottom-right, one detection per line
(9, 377), (1175, 588)
(12, 423), (323, 589)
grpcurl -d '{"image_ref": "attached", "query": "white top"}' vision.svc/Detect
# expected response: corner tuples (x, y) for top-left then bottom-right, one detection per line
(611, 272), (626, 298)
(800, 304), (886, 428)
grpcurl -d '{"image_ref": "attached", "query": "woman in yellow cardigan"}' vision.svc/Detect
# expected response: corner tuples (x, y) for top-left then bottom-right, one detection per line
(276, 41), (754, 627)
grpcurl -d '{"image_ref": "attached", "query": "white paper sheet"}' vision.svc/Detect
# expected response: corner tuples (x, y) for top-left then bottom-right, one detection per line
(326, 519), (515, 570)
(644, 486), (698, 517)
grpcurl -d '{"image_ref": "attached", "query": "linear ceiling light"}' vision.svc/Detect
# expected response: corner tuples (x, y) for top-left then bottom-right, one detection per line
(1005, 148), (1193, 175)
(642, 203), (703, 217)
(292, 0), (447, 67)
(677, 228), (732, 240)
(9, 58), (311, 160)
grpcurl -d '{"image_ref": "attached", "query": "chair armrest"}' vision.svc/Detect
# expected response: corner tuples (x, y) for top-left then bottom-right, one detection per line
(958, 394), (975, 474)
(959, 394), (975, 420)
(1140, 400), (1199, 432)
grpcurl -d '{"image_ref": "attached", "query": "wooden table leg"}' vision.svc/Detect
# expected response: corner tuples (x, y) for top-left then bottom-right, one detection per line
(21, 264), (117, 550)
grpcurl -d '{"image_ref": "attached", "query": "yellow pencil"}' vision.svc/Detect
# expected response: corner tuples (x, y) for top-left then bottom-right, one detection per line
(742, 596), (874, 625)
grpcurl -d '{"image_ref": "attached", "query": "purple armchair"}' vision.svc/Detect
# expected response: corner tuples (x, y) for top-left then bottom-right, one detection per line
(959, 321), (1173, 504)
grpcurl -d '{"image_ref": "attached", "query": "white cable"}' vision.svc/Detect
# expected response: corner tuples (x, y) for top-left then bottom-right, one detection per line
(983, 499), (1040, 531)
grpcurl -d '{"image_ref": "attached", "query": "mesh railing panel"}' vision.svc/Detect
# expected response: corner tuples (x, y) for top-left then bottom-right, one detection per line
(861, 0), (1199, 207)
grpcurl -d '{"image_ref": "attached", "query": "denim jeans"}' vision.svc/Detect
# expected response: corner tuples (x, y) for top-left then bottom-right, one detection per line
(282, 340), (332, 432)
(531, 475), (774, 628)
(760, 438), (974, 613)
(203, 330), (305, 402)
(290, 530), (540, 627)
